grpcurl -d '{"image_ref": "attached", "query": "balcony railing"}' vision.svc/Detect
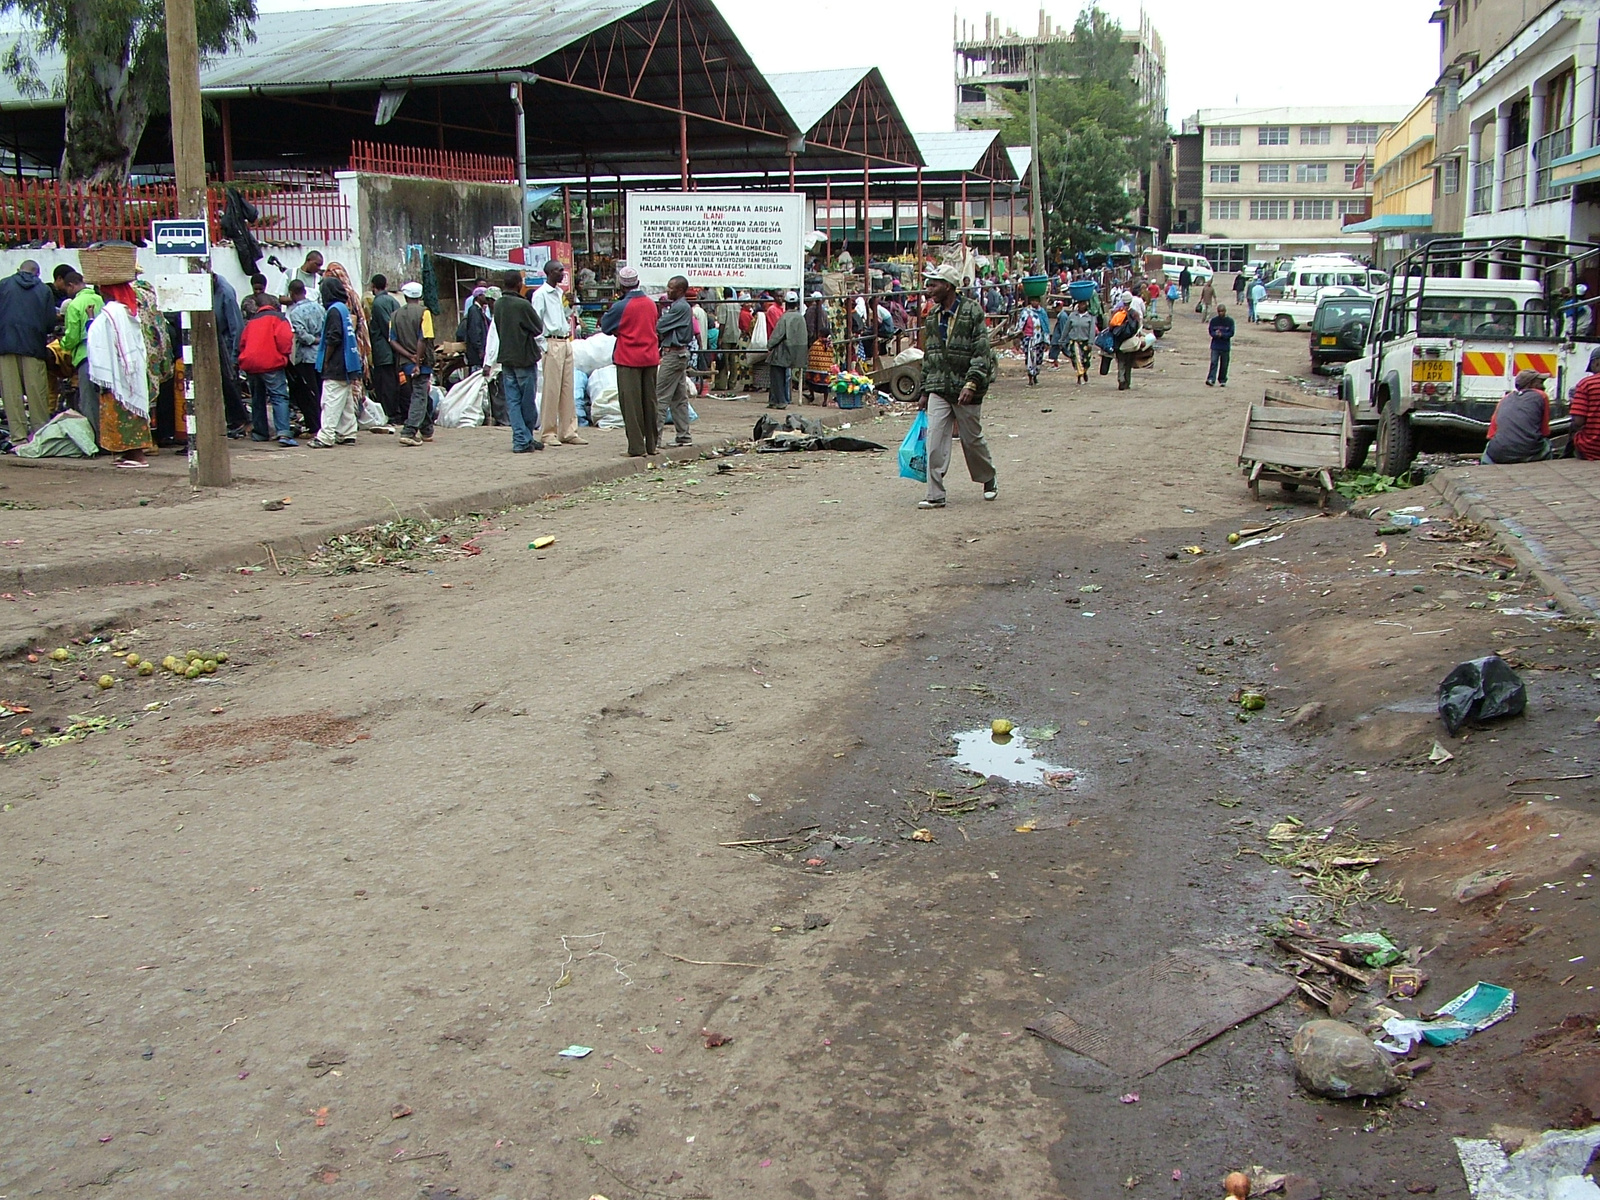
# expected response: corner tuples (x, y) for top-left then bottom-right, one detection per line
(0, 177), (351, 248)
(1501, 145), (1527, 209)
(1471, 160), (1494, 215)
(1534, 124), (1574, 203)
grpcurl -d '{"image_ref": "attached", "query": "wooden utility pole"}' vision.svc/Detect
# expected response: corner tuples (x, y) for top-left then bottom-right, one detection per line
(165, 0), (230, 487)
(1027, 43), (1046, 274)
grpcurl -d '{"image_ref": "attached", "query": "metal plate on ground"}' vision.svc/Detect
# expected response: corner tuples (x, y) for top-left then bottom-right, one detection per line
(1026, 949), (1295, 1077)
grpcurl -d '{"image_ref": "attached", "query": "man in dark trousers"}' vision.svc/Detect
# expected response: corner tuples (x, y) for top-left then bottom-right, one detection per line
(0, 258), (58, 440)
(655, 274), (696, 444)
(1205, 304), (1236, 388)
(491, 269), (544, 453)
(1483, 368), (1553, 463)
(391, 281), (436, 447)
(367, 274), (403, 424)
(600, 264), (662, 457)
(1177, 264), (1192, 305)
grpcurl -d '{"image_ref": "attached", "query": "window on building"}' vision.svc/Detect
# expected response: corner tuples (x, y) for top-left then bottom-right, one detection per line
(1250, 199), (1289, 220)
(1209, 164), (1240, 183)
(1338, 199), (1369, 217)
(1209, 200), (1240, 221)
(1344, 162), (1360, 183)
(1259, 126), (1289, 145)
(1300, 126), (1331, 144)
(1441, 157), (1460, 194)
(1209, 127), (1241, 146)
(1297, 163), (1329, 183)
(1258, 163), (1289, 183)
(1348, 125), (1382, 144)
(1294, 199), (1336, 221)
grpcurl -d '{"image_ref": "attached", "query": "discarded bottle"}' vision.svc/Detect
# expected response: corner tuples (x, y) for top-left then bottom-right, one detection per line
(1385, 512), (1427, 527)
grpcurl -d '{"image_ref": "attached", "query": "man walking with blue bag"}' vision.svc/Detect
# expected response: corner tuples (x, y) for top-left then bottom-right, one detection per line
(917, 264), (997, 509)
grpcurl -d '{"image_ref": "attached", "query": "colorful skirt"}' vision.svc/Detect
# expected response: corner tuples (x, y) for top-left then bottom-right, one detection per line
(98, 389), (153, 453)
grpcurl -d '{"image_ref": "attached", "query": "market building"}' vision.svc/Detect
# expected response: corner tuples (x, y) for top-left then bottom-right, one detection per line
(1178, 105), (1408, 270)
(1455, 0), (1600, 244)
(1344, 95), (1436, 266)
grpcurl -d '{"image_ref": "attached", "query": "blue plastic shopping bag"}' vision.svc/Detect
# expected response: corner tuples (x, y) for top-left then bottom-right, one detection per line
(898, 410), (928, 482)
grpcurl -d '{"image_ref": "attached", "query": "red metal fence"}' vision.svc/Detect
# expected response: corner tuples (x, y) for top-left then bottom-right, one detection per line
(0, 177), (352, 247)
(348, 140), (516, 184)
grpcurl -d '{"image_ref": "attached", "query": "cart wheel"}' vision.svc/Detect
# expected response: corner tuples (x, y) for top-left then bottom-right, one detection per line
(890, 369), (919, 402)
(1280, 481), (1300, 493)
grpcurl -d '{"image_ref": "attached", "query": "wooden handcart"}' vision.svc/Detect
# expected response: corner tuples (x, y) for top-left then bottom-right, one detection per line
(1238, 388), (1348, 507)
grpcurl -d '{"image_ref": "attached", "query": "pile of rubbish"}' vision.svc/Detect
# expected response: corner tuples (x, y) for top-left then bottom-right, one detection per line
(751, 412), (883, 454)
(309, 516), (484, 573)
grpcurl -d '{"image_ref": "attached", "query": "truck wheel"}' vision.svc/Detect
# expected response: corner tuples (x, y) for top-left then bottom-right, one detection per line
(1273, 314), (1295, 333)
(1375, 405), (1415, 476)
(1345, 427), (1375, 470)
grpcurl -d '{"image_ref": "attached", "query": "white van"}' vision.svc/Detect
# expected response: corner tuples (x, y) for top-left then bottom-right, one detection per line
(1259, 256), (1388, 331)
(1152, 249), (1214, 284)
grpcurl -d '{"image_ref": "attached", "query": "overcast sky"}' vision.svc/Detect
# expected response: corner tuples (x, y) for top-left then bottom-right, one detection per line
(255, 0), (1443, 133)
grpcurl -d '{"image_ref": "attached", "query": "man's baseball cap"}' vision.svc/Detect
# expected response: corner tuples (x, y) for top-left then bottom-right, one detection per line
(1515, 367), (1546, 388)
(924, 263), (961, 287)
(401, 281), (423, 299)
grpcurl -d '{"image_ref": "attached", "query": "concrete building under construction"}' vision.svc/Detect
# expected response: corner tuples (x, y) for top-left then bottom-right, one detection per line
(953, 7), (1169, 231)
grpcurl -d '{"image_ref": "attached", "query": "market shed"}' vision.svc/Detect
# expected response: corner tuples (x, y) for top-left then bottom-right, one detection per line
(0, 0), (801, 182)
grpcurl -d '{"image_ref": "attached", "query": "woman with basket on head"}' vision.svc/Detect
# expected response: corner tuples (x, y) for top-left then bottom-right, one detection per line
(78, 245), (153, 467)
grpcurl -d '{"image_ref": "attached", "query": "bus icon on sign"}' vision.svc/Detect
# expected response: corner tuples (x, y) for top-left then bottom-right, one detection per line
(151, 219), (209, 256)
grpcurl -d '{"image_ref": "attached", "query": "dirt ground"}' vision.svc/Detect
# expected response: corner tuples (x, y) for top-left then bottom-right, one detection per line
(2, 313), (1597, 1200)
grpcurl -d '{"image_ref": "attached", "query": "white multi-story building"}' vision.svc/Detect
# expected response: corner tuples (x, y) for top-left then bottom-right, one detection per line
(1463, 1), (1600, 245)
(1176, 106), (1409, 271)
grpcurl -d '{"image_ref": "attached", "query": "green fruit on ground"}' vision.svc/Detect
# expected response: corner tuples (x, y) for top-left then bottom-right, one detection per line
(162, 656), (178, 671)
(49, 648), (70, 662)
(991, 718), (1015, 736)
(202, 661), (217, 674)
(186, 651), (201, 662)
(184, 664), (202, 679)
(1227, 532), (1241, 545)
(215, 651), (229, 663)
(138, 661), (155, 676)
(96, 675), (114, 689)
(124, 652), (141, 667)
(1240, 692), (1266, 711)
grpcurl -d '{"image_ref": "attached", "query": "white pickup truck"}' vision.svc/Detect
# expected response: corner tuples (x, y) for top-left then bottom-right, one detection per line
(1340, 237), (1590, 475)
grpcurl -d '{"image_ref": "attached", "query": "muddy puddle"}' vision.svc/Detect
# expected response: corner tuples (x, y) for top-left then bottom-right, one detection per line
(951, 726), (1072, 785)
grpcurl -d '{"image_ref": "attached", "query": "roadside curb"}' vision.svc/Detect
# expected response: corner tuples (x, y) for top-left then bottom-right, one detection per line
(5, 439), (736, 596)
(1428, 469), (1596, 620)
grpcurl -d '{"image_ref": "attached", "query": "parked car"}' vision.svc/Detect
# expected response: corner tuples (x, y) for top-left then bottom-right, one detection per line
(1308, 293), (1373, 371)
(1152, 249), (1214, 284)
(1258, 258), (1385, 331)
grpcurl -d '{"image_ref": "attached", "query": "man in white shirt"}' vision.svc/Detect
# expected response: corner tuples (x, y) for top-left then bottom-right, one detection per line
(532, 260), (585, 445)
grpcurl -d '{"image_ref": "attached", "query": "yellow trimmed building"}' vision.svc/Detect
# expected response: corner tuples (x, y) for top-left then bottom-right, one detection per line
(1346, 93), (1435, 265)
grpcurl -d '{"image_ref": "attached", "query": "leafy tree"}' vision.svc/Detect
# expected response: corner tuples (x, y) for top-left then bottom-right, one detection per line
(970, 4), (1168, 254)
(1, 0), (256, 183)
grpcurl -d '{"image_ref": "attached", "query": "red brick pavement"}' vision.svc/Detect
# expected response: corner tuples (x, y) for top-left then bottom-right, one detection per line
(1433, 459), (1600, 618)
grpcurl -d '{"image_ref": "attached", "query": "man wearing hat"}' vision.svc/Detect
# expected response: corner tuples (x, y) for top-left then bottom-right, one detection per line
(390, 281), (436, 446)
(918, 263), (997, 508)
(654, 273), (697, 445)
(764, 291), (808, 409)
(1483, 368), (1554, 464)
(600, 265), (663, 456)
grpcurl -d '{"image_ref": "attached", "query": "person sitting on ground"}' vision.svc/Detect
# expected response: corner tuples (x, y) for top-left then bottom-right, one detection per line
(1484, 368), (1553, 464)
(1565, 347), (1600, 461)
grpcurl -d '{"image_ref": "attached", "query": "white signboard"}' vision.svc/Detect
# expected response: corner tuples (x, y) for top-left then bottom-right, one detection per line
(150, 272), (213, 312)
(492, 225), (522, 259)
(626, 191), (803, 290)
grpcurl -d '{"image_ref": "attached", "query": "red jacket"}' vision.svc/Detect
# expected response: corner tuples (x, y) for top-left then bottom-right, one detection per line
(600, 291), (661, 368)
(238, 305), (293, 373)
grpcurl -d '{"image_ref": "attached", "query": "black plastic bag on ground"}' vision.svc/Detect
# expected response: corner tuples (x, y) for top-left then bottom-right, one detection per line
(1438, 655), (1527, 736)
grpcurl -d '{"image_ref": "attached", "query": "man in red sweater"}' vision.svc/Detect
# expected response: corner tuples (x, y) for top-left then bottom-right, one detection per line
(238, 295), (297, 446)
(600, 264), (662, 456)
(1568, 347), (1600, 460)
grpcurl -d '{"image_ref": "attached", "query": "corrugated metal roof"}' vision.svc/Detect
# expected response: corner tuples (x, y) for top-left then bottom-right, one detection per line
(203, 0), (642, 90)
(914, 130), (1010, 176)
(766, 69), (871, 136)
(0, 0), (650, 102)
